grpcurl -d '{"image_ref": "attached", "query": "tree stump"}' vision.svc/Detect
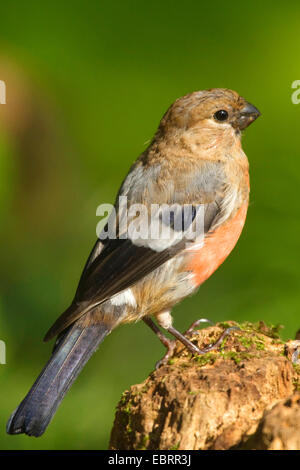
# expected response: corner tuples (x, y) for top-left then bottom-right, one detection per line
(109, 321), (300, 450)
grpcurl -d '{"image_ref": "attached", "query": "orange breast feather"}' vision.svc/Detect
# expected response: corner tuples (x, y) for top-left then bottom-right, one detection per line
(188, 203), (248, 286)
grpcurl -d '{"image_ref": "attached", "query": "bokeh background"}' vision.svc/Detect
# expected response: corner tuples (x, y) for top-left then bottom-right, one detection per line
(0, 0), (299, 450)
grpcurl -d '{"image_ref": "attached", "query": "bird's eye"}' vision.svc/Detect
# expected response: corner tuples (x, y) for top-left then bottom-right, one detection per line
(213, 109), (229, 122)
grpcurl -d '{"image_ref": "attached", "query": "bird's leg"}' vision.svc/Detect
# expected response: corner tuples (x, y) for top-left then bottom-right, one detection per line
(155, 311), (207, 357)
(143, 317), (176, 369)
(166, 325), (205, 355)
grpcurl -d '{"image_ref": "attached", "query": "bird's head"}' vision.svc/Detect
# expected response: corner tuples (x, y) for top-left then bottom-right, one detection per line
(158, 88), (261, 140)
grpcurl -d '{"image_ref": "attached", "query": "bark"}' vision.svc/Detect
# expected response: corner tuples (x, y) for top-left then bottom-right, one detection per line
(109, 321), (300, 450)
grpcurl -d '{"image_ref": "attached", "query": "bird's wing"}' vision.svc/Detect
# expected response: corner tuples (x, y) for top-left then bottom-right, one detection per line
(44, 159), (234, 341)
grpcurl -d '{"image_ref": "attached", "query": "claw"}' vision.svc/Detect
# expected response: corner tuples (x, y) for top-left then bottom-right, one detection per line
(143, 317), (177, 369)
(155, 339), (176, 369)
(198, 326), (240, 353)
(167, 324), (240, 357)
(184, 318), (215, 337)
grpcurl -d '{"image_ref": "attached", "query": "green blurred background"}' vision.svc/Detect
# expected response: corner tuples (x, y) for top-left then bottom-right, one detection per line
(0, 0), (299, 450)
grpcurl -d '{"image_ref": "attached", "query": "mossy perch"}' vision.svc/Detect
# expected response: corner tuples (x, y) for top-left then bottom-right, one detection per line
(109, 321), (300, 450)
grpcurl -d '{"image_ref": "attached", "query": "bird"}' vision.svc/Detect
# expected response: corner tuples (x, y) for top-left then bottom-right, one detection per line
(7, 88), (260, 437)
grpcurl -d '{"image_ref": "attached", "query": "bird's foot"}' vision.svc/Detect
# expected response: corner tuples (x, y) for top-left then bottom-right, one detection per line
(143, 317), (177, 369)
(184, 318), (214, 337)
(143, 316), (240, 369)
(167, 323), (240, 356)
(194, 325), (240, 353)
(155, 339), (176, 369)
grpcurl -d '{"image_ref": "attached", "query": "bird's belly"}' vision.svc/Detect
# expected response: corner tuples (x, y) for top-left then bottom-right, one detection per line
(110, 203), (248, 324)
(187, 203), (248, 286)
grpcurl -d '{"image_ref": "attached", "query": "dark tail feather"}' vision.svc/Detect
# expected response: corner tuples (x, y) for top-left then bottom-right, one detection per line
(6, 323), (110, 437)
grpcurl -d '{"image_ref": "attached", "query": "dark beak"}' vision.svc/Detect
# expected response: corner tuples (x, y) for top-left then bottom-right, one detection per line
(235, 102), (261, 130)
